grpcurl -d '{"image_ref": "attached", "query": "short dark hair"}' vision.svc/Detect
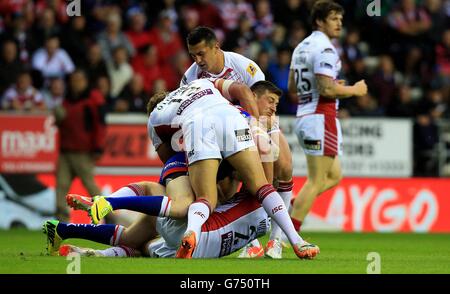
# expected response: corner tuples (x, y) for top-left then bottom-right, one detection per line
(311, 0), (344, 30)
(250, 80), (283, 97)
(186, 26), (217, 46)
(147, 91), (168, 116)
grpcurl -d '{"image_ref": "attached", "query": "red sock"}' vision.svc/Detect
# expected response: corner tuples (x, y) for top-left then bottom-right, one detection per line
(291, 217), (302, 232)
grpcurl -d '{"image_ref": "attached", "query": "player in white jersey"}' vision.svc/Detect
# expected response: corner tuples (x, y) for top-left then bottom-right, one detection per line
(287, 0), (368, 232)
(183, 26), (295, 259)
(147, 79), (319, 259)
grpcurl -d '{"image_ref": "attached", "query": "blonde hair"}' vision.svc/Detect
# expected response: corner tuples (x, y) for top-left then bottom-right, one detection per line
(147, 91), (168, 116)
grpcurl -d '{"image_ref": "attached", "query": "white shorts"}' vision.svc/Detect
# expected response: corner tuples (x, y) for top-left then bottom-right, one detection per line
(182, 105), (255, 164)
(148, 195), (269, 258)
(294, 114), (343, 156)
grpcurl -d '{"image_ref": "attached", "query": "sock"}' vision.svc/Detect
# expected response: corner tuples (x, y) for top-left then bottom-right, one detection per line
(249, 239), (261, 247)
(56, 223), (124, 245)
(105, 196), (172, 217)
(270, 180), (293, 240)
(96, 246), (139, 257)
(185, 199), (211, 243)
(109, 184), (144, 197)
(292, 217), (302, 232)
(256, 184), (302, 245)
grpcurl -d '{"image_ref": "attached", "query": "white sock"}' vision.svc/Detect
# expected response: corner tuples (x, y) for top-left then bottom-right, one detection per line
(185, 200), (211, 243)
(109, 184), (144, 197)
(249, 239), (261, 247)
(257, 185), (302, 245)
(97, 246), (138, 257)
(270, 189), (292, 240)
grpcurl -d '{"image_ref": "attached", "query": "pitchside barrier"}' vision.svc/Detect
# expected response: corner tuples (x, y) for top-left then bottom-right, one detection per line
(1, 112), (449, 232)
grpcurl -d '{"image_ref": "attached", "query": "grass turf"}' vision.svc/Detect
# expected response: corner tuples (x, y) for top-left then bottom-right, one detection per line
(0, 229), (449, 274)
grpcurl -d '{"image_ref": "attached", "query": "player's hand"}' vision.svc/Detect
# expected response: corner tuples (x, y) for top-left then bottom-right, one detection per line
(353, 80), (368, 96)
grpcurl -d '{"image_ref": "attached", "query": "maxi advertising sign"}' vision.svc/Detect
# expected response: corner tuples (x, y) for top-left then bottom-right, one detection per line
(0, 114), (58, 173)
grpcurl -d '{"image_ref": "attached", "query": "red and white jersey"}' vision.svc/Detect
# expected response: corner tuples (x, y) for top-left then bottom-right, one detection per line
(149, 193), (269, 258)
(181, 51), (264, 87)
(148, 79), (230, 149)
(290, 31), (342, 117)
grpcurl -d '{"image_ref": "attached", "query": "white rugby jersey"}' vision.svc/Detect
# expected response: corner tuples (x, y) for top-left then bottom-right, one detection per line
(290, 31), (342, 117)
(148, 79), (230, 149)
(151, 194), (269, 258)
(181, 51), (265, 87)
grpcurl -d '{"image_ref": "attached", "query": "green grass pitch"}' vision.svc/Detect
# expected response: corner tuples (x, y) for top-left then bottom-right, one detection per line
(0, 229), (449, 274)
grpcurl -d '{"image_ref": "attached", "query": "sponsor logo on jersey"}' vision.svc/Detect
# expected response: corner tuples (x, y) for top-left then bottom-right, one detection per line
(234, 128), (251, 142)
(321, 48), (334, 54)
(320, 62), (333, 69)
(246, 63), (258, 77)
(304, 139), (322, 150)
(187, 149), (195, 158)
(177, 88), (213, 115)
(220, 231), (233, 257)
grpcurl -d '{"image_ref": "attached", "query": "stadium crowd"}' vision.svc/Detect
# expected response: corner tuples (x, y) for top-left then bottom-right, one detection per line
(0, 0), (449, 176)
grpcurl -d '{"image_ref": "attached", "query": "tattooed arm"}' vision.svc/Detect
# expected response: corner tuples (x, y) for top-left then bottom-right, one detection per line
(316, 75), (367, 99)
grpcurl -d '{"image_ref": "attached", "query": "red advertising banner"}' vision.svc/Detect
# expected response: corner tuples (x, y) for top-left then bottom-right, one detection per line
(0, 114), (58, 173)
(36, 174), (450, 232)
(96, 124), (162, 167)
(298, 178), (450, 233)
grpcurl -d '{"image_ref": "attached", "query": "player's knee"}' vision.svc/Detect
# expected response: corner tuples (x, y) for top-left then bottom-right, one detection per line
(329, 172), (343, 188)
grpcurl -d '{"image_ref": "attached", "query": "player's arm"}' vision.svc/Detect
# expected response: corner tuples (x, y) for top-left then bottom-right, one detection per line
(214, 79), (260, 118)
(287, 69), (298, 104)
(316, 74), (367, 99)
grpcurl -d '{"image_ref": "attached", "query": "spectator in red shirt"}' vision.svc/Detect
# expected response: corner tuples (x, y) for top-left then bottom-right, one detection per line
(53, 69), (106, 221)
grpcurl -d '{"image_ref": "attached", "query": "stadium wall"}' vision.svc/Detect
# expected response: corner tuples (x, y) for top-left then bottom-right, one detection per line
(1, 113), (449, 232)
(28, 175), (450, 233)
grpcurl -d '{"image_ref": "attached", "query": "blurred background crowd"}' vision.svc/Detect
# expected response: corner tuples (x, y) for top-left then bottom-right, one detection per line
(0, 0), (449, 176)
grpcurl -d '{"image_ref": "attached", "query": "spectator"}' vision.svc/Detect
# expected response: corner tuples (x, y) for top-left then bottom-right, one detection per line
(125, 7), (151, 54)
(53, 69), (106, 221)
(387, 85), (417, 118)
(0, 40), (25, 95)
(148, 10), (184, 69)
(370, 55), (399, 110)
(115, 74), (148, 113)
(346, 93), (384, 117)
(81, 43), (108, 89)
(188, 0), (224, 32)
(1, 13), (36, 63)
(222, 15), (256, 57)
(42, 77), (65, 110)
(107, 46), (133, 100)
(61, 16), (90, 65)
(132, 44), (161, 94)
(1, 71), (45, 111)
(216, 0), (255, 32)
(273, 0), (310, 31)
(254, 0), (274, 41)
(268, 46), (293, 114)
(97, 12), (135, 64)
(31, 34), (75, 84)
(32, 8), (61, 47)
